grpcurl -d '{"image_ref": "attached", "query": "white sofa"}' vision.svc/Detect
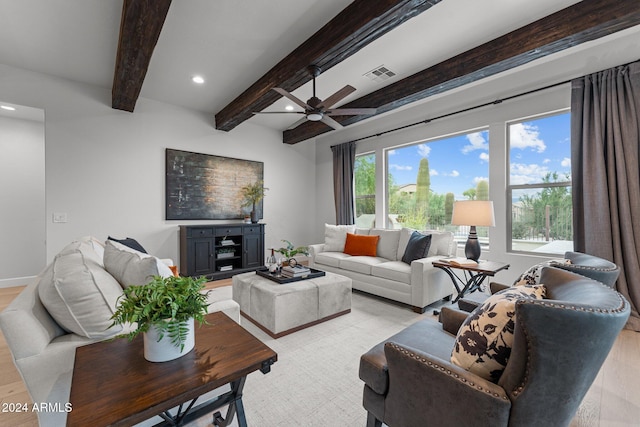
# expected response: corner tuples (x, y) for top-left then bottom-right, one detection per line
(0, 237), (239, 427)
(309, 226), (456, 313)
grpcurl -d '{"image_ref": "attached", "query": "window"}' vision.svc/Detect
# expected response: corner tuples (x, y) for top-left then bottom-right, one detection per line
(386, 130), (490, 246)
(354, 153), (376, 228)
(508, 111), (572, 255)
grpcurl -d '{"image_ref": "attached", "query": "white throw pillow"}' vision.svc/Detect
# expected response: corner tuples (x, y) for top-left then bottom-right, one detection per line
(424, 230), (454, 257)
(103, 240), (173, 288)
(451, 285), (546, 382)
(38, 240), (124, 339)
(324, 224), (356, 252)
(370, 228), (401, 260)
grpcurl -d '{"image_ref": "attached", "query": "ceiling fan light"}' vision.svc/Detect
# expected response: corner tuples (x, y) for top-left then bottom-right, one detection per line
(307, 112), (323, 121)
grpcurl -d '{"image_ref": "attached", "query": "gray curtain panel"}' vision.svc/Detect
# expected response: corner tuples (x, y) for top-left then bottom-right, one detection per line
(571, 60), (640, 331)
(331, 141), (356, 225)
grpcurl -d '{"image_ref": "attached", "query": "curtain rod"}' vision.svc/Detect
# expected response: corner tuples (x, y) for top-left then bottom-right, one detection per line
(330, 79), (571, 148)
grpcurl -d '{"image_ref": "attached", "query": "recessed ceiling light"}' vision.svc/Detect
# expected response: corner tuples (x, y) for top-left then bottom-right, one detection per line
(285, 105), (294, 111)
(192, 75), (205, 84)
(1, 105), (16, 111)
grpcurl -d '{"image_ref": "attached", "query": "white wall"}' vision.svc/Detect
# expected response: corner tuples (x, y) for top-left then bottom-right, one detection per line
(0, 63), (317, 284)
(0, 115), (45, 282)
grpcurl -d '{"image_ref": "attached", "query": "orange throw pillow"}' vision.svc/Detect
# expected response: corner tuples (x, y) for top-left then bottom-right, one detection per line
(343, 233), (379, 256)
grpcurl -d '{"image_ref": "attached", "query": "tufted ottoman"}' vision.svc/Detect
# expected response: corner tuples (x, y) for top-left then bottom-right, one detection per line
(232, 270), (352, 338)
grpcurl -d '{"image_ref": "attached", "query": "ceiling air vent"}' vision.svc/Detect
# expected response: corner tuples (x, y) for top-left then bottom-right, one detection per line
(364, 65), (396, 83)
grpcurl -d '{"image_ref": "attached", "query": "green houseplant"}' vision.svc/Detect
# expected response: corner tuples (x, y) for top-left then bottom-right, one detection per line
(240, 180), (268, 223)
(275, 239), (309, 261)
(110, 275), (210, 362)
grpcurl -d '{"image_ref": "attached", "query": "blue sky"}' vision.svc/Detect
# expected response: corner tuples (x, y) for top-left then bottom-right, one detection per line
(386, 112), (571, 199)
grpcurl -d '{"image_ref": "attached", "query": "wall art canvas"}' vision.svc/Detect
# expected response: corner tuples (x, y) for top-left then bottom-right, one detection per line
(166, 149), (264, 220)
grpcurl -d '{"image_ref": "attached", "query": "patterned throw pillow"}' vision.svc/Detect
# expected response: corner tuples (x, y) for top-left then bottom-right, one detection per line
(513, 259), (569, 286)
(451, 285), (546, 383)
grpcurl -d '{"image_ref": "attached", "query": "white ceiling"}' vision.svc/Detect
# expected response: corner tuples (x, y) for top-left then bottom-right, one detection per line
(1, 0), (639, 131)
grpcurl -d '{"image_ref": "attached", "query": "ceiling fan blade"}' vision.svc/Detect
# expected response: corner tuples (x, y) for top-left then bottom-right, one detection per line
(252, 111), (305, 115)
(326, 108), (377, 116)
(318, 85), (356, 109)
(320, 115), (344, 130)
(286, 117), (309, 130)
(272, 87), (310, 109)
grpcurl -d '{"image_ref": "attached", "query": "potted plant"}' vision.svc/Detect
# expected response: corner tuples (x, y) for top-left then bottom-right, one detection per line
(110, 275), (210, 362)
(217, 247), (235, 259)
(240, 180), (268, 223)
(275, 239), (309, 264)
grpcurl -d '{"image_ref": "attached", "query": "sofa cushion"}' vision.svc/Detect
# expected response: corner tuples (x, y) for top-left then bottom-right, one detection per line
(103, 240), (173, 288)
(339, 256), (387, 275)
(324, 224), (356, 252)
(370, 229), (401, 260)
(451, 285), (546, 382)
(344, 233), (380, 256)
(401, 231), (432, 264)
(425, 230), (454, 257)
(314, 251), (352, 268)
(37, 240), (124, 339)
(371, 261), (412, 284)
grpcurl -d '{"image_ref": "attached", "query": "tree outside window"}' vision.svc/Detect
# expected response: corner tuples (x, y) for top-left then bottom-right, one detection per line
(354, 153), (376, 228)
(386, 130), (490, 245)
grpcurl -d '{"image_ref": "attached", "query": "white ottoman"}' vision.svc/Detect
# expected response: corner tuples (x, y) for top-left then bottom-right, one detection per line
(232, 271), (352, 338)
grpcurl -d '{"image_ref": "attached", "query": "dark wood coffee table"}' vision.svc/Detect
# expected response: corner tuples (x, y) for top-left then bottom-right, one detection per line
(67, 312), (277, 427)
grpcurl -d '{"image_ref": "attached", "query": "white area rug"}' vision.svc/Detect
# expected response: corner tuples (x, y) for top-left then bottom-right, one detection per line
(189, 290), (443, 427)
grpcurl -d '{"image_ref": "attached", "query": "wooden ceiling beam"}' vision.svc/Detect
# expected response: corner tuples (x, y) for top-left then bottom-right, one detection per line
(214, 0), (442, 132)
(283, 0), (640, 144)
(112, 0), (172, 112)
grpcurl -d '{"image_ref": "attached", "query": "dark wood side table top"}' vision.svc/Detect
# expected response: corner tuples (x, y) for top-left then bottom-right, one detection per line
(432, 259), (510, 276)
(67, 311), (277, 427)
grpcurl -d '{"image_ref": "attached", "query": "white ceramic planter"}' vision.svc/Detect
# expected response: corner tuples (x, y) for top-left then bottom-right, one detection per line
(143, 318), (195, 362)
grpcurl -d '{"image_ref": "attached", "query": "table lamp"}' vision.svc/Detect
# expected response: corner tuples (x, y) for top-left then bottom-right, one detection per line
(451, 200), (495, 262)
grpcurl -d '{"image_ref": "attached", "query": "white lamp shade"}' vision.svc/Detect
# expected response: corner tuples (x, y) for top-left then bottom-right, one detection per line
(451, 200), (495, 227)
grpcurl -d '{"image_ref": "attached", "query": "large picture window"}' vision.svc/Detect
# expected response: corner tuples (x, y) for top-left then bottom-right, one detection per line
(508, 111), (572, 255)
(386, 130), (490, 245)
(354, 153), (376, 228)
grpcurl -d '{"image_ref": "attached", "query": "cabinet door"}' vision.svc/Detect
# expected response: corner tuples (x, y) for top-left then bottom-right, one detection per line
(243, 233), (263, 269)
(191, 238), (215, 276)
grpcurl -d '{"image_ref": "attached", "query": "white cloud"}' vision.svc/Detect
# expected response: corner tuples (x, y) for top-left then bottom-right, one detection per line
(473, 176), (488, 184)
(479, 152), (489, 162)
(389, 164), (412, 171)
(543, 158), (551, 164)
(387, 149), (396, 155)
(561, 157), (571, 167)
(417, 144), (431, 157)
(462, 132), (489, 153)
(510, 163), (549, 185)
(430, 169), (439, 176)
(510, 123), (546, 153)
(443, 170), (460, 177)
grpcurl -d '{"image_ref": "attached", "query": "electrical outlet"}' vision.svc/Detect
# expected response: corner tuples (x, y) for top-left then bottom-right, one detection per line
(53, 212), (68, 223)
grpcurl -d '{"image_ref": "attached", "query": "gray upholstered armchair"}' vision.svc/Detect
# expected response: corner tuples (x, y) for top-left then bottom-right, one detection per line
(359, 267), (629, 427)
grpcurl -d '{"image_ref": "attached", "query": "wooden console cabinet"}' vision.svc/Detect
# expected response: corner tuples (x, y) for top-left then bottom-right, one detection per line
(180, 223), (265, 280)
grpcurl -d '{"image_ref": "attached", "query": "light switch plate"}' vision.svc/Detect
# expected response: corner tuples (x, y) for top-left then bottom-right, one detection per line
(53, 212), (68, 223)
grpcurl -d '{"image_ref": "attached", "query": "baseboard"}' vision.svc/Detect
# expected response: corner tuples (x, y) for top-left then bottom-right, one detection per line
(0, 276), (36, 288)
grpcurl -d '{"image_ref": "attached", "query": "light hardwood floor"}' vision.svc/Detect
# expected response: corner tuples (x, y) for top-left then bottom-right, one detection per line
(0, 281), (638, 426)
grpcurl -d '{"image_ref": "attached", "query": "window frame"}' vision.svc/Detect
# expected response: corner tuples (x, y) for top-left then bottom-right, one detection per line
(506, 109), (572, 256)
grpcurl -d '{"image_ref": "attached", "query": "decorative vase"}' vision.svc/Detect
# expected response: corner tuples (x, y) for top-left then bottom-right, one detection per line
(250, 210), (259, 223)
(143, 318), (195, 362)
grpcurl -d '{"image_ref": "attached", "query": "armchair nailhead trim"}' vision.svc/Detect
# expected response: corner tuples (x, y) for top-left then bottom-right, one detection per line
(389, 343), (509, 401)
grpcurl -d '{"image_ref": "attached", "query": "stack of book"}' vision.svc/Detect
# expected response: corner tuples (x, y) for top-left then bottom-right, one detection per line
(220, 239), (235, 246)
(281, 265), (311, 278)
(218, 265), (233, 272)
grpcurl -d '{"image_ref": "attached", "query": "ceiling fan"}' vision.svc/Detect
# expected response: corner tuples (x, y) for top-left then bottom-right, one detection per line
(255, 65), (377, 130)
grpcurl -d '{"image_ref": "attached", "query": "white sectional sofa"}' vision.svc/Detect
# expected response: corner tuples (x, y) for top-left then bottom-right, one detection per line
(0, 236), (239, 427)
(309, 226), (456, 313)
